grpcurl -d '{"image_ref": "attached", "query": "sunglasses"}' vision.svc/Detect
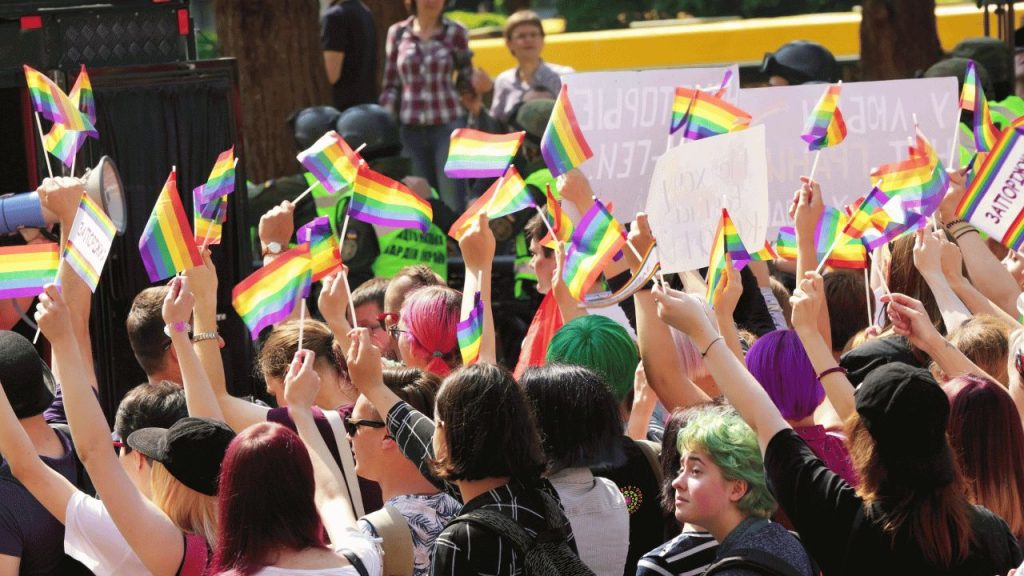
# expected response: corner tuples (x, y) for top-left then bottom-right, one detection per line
(344, 417), (387, 437)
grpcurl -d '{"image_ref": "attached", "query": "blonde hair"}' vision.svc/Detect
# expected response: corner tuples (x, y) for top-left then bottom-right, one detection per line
(150, 462), (218, 545)
(945, 316), (1009, 385)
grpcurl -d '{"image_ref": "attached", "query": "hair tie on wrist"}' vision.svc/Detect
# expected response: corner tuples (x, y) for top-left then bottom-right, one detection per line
(817, 366), (847, 381)
(701, 337), (723, 358)
(432, 351), (443, 358)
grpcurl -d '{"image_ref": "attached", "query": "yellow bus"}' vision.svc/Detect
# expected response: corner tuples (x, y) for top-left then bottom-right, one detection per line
(469, 3), (1021, 76)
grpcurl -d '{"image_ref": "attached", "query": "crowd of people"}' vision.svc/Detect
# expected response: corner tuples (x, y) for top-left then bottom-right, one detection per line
(5, 3), (1024, 576)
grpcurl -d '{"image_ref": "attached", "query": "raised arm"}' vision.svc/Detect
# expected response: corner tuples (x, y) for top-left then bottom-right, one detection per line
(941, 239), (1022, 330)
(163, 276), (224, 421)
(792, 178), (832, 350)
(551, 241), (585, 323)
(913, 229), (971, 332)
(35, 286), (185, 576)
(651, 284), (789, 452)
(285, 350), (357, 543)
(459, 213), (496, 364)
(791, 273), (855, 422)
(713, 258), (746, 363)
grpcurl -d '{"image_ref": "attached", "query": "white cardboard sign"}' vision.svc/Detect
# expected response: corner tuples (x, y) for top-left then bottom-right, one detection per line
(563, 65), (739, 221)
(645, 125), (770, 273)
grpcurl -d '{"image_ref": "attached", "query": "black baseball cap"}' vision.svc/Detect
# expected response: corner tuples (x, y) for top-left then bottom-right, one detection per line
(0, 331), (55, 419)
(127, 417), (235, 496)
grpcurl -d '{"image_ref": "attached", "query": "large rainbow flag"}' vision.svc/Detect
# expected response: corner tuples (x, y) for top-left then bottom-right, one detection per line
(0, 244), (60, 299)
(669, 88), (751, 139)
(801, 83), (847, 151)
(65, 195), (116, 291)
(541, 84), (593, 177)
(23, 65), (94, 133)
(350, 164), (433, 234)
(958, 118), (1024, 250)
(562, 198), (626, 300)
(139, 171), (203, 282)
(232, 244), (312, 340)
(444, 129), (525, 178)
(297, 131), (363, 195)
(448, 166), (533, 241)
(457, 291), (484, 365)
(296, 216), (343, 282)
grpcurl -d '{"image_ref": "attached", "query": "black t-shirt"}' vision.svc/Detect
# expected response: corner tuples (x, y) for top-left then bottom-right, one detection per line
(764, 428), (1023, 576)
(321, 0), (377, 112)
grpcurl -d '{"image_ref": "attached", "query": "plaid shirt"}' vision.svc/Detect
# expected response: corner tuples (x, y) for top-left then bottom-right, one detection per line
(386, 401), (578, 575)
(380, 16), (471, 127)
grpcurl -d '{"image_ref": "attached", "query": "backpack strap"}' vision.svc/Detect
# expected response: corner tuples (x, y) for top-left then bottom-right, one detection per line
(634, 438), (664, 488)
(363, 504), (415, 576)
(450, 508), (534, 553)
(340, 549), (370, 576)
(323, 409), (365, 518)
(703, 548), (806, 576)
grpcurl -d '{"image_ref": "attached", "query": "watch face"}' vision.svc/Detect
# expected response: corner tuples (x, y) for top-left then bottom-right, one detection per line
(268, 242), (282, 253)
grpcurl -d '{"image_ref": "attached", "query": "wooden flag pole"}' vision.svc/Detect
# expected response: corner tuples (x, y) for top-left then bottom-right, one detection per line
(297, 299), (307, 351)
(34, 112), (54, 179)
(807, 150), (822, 183)
(33, 259), (64, 344)
(863, 267), (873, 328)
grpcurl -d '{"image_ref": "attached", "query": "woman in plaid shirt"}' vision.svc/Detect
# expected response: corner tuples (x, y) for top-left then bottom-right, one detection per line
(380, 0), (474, 213)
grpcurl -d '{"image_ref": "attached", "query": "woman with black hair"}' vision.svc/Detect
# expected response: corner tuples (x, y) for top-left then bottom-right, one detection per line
(520, 364), (628, 575)
(346, 328), (589, 575)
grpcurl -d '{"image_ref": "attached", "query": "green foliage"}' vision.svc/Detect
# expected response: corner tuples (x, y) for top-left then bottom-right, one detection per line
(556, 0), (649, 31)
(447, 10), (508, 30)
(196, 31), (219, 59)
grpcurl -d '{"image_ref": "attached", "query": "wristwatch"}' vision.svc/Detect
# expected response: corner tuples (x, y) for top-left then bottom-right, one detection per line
(163, 321), (191, 337)
(261, 241), (283, 257)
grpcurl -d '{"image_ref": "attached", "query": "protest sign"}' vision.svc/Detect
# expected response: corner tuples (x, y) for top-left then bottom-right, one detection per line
(959, 119), (1024, 251)
(737, 77), (959, 236)
(564, 65), (739, 221)
(645, 125), (770, 273)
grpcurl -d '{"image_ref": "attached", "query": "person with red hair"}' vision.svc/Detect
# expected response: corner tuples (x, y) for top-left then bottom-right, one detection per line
(393, 285), (463, 377)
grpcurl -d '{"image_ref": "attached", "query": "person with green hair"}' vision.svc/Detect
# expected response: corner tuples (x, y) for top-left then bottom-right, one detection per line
(546, 314), (639, 402)
(670, 405), (813, 574)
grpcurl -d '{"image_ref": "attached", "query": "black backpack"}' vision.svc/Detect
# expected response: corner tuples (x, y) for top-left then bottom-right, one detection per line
(447, 490), (595, 576)
(703, 547), (812, 576)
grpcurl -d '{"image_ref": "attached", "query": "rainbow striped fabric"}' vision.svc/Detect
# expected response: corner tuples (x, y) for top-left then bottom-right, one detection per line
(801, 84), (847, 151)
(297, 216), (343, 282)
(23, 65), (95, 133)
(541, 84), (594, 177)
(444, 129), (525, 178)
(669, 88), (751, 139)
(193, 186), (227, 246)
(842, 187), (894, 242)
(195, 147), (236, 204)
(775, 206), (867, 269)
(457, 291), (484, 365)
(232, 244), (312, 340)
(139, 171), (203, 282)
(562, 198), (626, 300)
(775, 228), (797, 260)
(871, 127), (948, 224)
(0, 243), (60, 299)
(719, 208), (751, 264)
(448, 166), (533, 241)
(297, 131), (363, 195)
(750, 241), (778, 262)
(350, 164), (433, 234)
(706, 209), (751, 307)
(958, 118), (1024, 249)
(962, 61), (1001, 153)
(64, 194), (116, 291)
(541, 183), (574, 248)
(41, 65), (98, 167)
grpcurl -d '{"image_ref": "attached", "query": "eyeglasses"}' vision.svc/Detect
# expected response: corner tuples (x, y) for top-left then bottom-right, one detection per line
(344, 417), (387, 437)
(387, 326), (408, 340)
(1016, 351), (1024, 379)
(376, 312), (400, 330)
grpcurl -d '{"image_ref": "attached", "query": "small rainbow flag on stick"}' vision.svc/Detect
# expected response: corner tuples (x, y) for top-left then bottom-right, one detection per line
(43, 124), (86, 168)
(297, 131), (363, 195)
(195, 147), (236, 204)
(0, 244), (60, 299)
(562, 198), (626, 300)
(541, 184), (574, 247)
(801, 83), (847, 151)
(297, 216), (343, 282)
(350, 164), (433, 234)
(962, 61), (1001, 153)
(232, 245), (312, 340)
(194, 188), (227, 246)
(139, 171), (203, 282)
(669, 88), (751, 139)
(541, 84), (593, 177)
(65, 194), (116, 291)
(706, 209), (751, 307)
(457, 291), (484, 365)
(23, 65), (94, 133)
(448, 166), (533, 241)
(444, 129), (525, 178)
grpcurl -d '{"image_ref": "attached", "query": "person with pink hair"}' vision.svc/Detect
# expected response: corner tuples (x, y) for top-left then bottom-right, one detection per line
(393, 286), (463, 377)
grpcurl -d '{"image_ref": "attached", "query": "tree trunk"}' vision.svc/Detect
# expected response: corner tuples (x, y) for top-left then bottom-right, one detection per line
(505, 0), (531, 13)
(364, 0), (408, 88)
(214, 0), (330, 182)
(860, 0), (944, 81)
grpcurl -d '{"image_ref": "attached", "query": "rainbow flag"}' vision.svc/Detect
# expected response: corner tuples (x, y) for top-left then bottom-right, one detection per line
(457, 291), (484, 365)
(963, 61), (1001, 153)
(541, 183), (574, 248)
(775, 207), (868, 269)
(195, 147), (236, 204)
(871, 129), (948, 223)
(139, 171), (203, 282)
(562, 198), (626, 300)
(64, 194), (116, 291)
(719, 208), (751, 264)
(842, 187), (894, 241)
(297, 131), (363, 195)
(0, 243), (60, 298)
(444, 129), (525, 178)
(448, 166), (533, 241)
(958, 119), (1024, 249)
(232, 244), (312, 340)
(23, 65), (95, 133)
(67, 65), (97, 139)
(801, 83), (847, 151)
(193, 187), (227, 246)
(750, 241), (778, 262)
(775, 228), (797, 260)
(350, 164), (433, 234)
(296, 216), (343, 282)
(541, 84), (593, 177)
(669, 88), (751, 139)
(43, 123), (86, 168)
(706, 209), (752, 307)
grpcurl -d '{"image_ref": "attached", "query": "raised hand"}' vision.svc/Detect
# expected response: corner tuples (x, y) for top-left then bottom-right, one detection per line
(790, 272), (824, 335)
(714, 258), (743, 317)
(162, 276), (195, 328)
(37, 177), (85, 227)
(34, 284), (72, 342)
(883, 292), (943, 352)
(346, 328), (383, 394)
(258, 200), (295, 252)
(651, 283), (718, 344)
(318, 269), (351, 326)
(912, 228), (944, 277)
(284, 350), (321, 411)
(459, 212), (495, 272)
(792, 176), (824, 241)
